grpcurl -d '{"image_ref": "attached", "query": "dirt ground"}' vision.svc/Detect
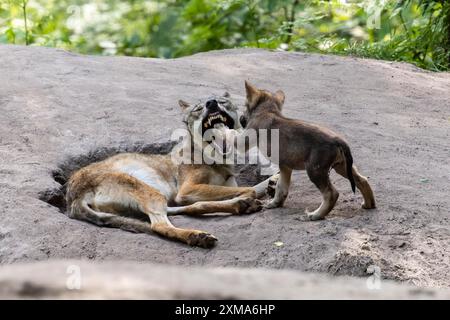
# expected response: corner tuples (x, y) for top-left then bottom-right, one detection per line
(0, 45), (449, 288)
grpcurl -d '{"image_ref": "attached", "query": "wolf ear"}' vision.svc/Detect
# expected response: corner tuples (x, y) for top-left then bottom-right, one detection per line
(274, 90), (285, 106)
(223, 91), (230, 98)
(178, 100), (190, 110)
(244, 81), (260, 109)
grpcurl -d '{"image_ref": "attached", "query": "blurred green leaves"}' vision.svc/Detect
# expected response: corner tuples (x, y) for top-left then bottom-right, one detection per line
(0, 0), (448, 71)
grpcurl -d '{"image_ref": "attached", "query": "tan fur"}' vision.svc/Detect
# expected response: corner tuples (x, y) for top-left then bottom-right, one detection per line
(241, 81), (376, 220)
(66, 94), (276, 248)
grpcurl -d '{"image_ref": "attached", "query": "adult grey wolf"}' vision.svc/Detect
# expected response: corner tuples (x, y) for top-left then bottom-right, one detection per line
(66, 93), (275, 248)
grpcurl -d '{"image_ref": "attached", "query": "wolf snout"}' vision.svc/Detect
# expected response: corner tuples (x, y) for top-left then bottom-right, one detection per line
(206, 99), (219, 111)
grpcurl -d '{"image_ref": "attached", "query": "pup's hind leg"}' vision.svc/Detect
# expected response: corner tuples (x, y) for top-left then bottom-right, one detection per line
(265, 166), (292, 208)
(305, 165), (339, 220)
(334, 164), (376, 209)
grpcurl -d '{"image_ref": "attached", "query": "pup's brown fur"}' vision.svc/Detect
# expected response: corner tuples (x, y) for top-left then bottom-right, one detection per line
(66, 93), (275, 248)
(241, 81), (376, 220)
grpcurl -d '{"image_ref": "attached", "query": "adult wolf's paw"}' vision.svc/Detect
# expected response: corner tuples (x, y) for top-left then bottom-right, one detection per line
(264, 199), (282, 209)
(266, 173), (280, 198)
(305, 207), (326, 221)
(236, 198), (263, 214)
(187, 231), (218, 249)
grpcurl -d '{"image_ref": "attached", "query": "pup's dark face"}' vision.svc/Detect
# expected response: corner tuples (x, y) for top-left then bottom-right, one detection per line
(241, 81), (285, 128)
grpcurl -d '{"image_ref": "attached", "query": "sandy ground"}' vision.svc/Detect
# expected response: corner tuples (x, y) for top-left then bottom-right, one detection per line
(0, 45), (449, 288)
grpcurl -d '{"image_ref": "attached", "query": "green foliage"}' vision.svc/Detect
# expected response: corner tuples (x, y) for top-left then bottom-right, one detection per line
(0, 0), (449, 71)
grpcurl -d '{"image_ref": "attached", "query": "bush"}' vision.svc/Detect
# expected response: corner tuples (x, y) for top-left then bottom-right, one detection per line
(0, 0), (448, 71)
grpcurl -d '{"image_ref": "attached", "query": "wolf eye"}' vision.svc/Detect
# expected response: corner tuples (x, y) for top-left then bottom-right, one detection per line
(220, 100), (234, 110)
(193, 105), (204, 112)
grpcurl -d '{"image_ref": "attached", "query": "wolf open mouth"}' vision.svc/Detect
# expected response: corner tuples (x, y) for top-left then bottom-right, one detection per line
(202, 110), (235, 135)
(201, 110), (236, 155)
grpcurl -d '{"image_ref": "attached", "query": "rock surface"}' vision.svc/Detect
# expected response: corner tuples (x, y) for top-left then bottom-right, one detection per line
(1, 260), (448, 299)
(0, 45), (449, 291)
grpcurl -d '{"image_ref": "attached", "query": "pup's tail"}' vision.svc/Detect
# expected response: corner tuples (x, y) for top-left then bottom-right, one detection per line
(340, 142), (356, 193)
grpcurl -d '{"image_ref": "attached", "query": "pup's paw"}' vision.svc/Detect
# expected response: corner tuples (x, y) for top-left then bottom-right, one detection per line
(266, 173), (280, 198)
(236, 198), (263, 214)
(187, 231), (218, 249)
(361, 200), (376, 209)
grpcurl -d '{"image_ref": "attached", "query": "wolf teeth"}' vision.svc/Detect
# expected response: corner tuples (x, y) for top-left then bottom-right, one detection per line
(205, 113), (228, 128)
(207, 115), (226, 122)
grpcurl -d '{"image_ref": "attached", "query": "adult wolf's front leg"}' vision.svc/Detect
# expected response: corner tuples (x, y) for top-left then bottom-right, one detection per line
(176, 184), (256, 205)
(174, 184), (262, 215)
(176, 173), (279, 204)
(253, 174), (280, 198)
(167, 197), (263, 216)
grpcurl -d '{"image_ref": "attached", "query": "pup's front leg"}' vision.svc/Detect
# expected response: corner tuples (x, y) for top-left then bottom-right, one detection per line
(265, 167), (292, 208)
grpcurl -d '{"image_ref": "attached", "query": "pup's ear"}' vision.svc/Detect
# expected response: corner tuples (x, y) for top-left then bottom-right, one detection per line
(274, 90), (285, 106)
(178, 100), (190, 111)
(244, 81), (260, 109)
(223, 91), (230, 98)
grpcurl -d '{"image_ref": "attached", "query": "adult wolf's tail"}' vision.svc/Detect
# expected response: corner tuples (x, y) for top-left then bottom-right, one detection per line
(340, 143), (356, 193)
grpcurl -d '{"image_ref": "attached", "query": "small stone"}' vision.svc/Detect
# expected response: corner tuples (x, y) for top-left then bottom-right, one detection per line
(274, 241), (284, 247)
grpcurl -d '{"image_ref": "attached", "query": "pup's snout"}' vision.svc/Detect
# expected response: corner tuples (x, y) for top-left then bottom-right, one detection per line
(206, 99), (219, 111)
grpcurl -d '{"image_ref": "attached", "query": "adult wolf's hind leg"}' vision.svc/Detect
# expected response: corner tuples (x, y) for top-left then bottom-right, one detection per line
(305, 165), (339, 220)
(147, 207), (217, 248)
(334, 163), (376, 209)
(69, 173), (217, 248)
(69, 197), (153, 234)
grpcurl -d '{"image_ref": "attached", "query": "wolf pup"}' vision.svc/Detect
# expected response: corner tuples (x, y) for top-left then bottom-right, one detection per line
(241, 81), (376, 220)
